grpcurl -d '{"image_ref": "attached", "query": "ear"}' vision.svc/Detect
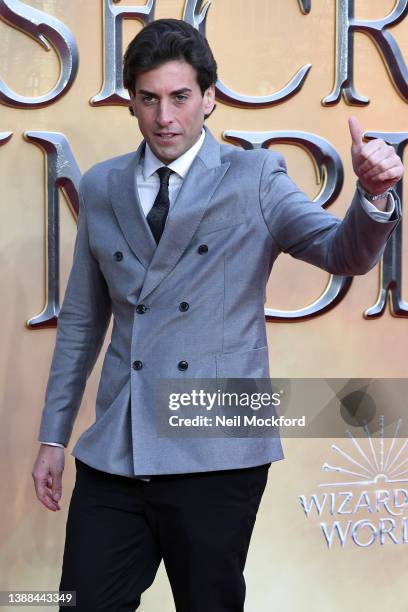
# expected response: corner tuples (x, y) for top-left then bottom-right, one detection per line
(203, 84), (216, 115)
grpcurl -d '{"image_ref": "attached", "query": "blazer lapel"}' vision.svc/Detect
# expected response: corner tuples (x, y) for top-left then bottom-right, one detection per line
(139, 129), (230, 303)
(107, 142), (156, 269)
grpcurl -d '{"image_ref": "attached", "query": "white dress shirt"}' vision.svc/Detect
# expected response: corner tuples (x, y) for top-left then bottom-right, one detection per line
(40, 128), (394, 477)
(137, 127), (206, 215)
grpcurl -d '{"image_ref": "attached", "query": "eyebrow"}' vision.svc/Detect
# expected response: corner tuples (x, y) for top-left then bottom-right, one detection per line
(136, 87), (193, 96)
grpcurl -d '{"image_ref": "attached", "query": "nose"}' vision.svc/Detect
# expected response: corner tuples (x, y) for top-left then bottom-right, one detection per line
(156, 100), (174, 127)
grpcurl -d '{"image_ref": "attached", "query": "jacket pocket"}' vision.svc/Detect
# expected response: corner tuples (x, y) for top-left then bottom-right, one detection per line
(216, 345), (269, 379)
(195, 214), (246, 237)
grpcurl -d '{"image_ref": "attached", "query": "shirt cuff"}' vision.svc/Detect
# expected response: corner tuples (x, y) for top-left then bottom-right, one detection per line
(357, 184), (395, 222)
(39, 441), (65, 448)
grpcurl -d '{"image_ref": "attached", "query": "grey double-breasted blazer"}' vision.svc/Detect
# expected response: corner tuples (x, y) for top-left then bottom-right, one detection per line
(38, 127), (400, 476)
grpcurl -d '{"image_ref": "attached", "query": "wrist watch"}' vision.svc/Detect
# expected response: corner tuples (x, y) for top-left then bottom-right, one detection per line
(357, 180), (392, 201)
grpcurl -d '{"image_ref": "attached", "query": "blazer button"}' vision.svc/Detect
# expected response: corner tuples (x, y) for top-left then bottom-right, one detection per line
(179, 301), (189, 312)
(136, 304), (148, 314)
(198, 244), (208, 254)
(113, 251), (123, 261)
(178, 360), (189, 371)
(132, 360), (143, 370)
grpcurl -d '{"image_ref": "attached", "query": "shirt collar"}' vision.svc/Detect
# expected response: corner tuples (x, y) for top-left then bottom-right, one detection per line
(143, 128), (206, 180)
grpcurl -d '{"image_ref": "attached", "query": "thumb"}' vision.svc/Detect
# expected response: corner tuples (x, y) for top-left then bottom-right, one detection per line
(348, 116), (363, 150)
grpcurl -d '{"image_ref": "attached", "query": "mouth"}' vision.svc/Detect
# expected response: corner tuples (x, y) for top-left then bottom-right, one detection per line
(155, 133), (181, 142)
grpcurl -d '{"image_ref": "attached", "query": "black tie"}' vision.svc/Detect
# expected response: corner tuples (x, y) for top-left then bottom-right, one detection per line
(147, 166), (173, 244)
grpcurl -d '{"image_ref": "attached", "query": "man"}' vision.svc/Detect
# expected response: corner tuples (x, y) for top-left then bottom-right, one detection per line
(32, 18), (403, 612)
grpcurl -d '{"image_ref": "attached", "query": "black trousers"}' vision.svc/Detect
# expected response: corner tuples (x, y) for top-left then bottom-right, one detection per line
(59, 458), (271, 612)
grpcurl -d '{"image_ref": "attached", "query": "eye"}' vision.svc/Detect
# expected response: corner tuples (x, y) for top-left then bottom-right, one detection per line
(175, 94), (188, 102)
(142, 95), (157, 104)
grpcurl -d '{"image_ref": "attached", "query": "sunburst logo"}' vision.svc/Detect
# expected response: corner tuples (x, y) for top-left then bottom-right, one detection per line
(321, 417), (408, 487)
(299, 417), (408, 548)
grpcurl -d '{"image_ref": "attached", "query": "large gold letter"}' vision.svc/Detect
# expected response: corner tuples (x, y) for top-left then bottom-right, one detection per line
(183, 0), (311, 107)
(91, 0), (155, 106)
(0, 0), (78, 108)
(224, 130), (352, 321)
(24, 133), (81, 329)
(323, 0), (408, 106)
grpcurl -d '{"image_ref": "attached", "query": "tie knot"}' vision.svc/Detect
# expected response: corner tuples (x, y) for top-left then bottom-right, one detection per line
(156, 166), (173, 186)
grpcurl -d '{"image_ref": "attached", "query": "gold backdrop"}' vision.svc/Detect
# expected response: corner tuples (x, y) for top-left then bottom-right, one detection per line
(1, 1), (407, 610)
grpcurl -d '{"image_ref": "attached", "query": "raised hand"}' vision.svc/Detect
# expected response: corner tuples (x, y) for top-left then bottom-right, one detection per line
(348, 116), (403, 196)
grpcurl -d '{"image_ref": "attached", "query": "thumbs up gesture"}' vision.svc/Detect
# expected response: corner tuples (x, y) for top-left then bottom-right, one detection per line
(348, 116), (403, 197)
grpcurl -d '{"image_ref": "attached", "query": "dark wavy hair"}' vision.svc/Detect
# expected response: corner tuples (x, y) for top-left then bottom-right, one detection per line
(123, 18), (217, 115)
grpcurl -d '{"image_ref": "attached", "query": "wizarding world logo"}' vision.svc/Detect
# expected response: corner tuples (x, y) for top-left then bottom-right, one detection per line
(299, 417), (408, 548)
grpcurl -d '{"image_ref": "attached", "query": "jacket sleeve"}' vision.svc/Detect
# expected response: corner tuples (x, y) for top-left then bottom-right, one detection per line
(38, 177), (112, 446)
(259, 152), (401, 275)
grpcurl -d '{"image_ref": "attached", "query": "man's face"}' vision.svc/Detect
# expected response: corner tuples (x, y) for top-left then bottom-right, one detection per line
(129, 60), (215, 164)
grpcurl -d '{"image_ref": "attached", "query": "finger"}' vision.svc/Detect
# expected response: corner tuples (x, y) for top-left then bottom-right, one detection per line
(360, 155), (400, 180)
(348, 116), (363, 149)
(33, 476), (61, 511)
(369, 165), (403, 183)
(361, 138), (386, 156)
(359, 140), (386, 163)
(51, 472), (63, 502)
(43, 488), (61, 510)
(40, 490), (61, 512)
(359, 142), (393, 173)
(359, 148), (395, 176)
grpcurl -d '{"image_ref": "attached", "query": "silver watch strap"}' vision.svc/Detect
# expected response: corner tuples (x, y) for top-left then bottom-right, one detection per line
(357, 180), (392, 201)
